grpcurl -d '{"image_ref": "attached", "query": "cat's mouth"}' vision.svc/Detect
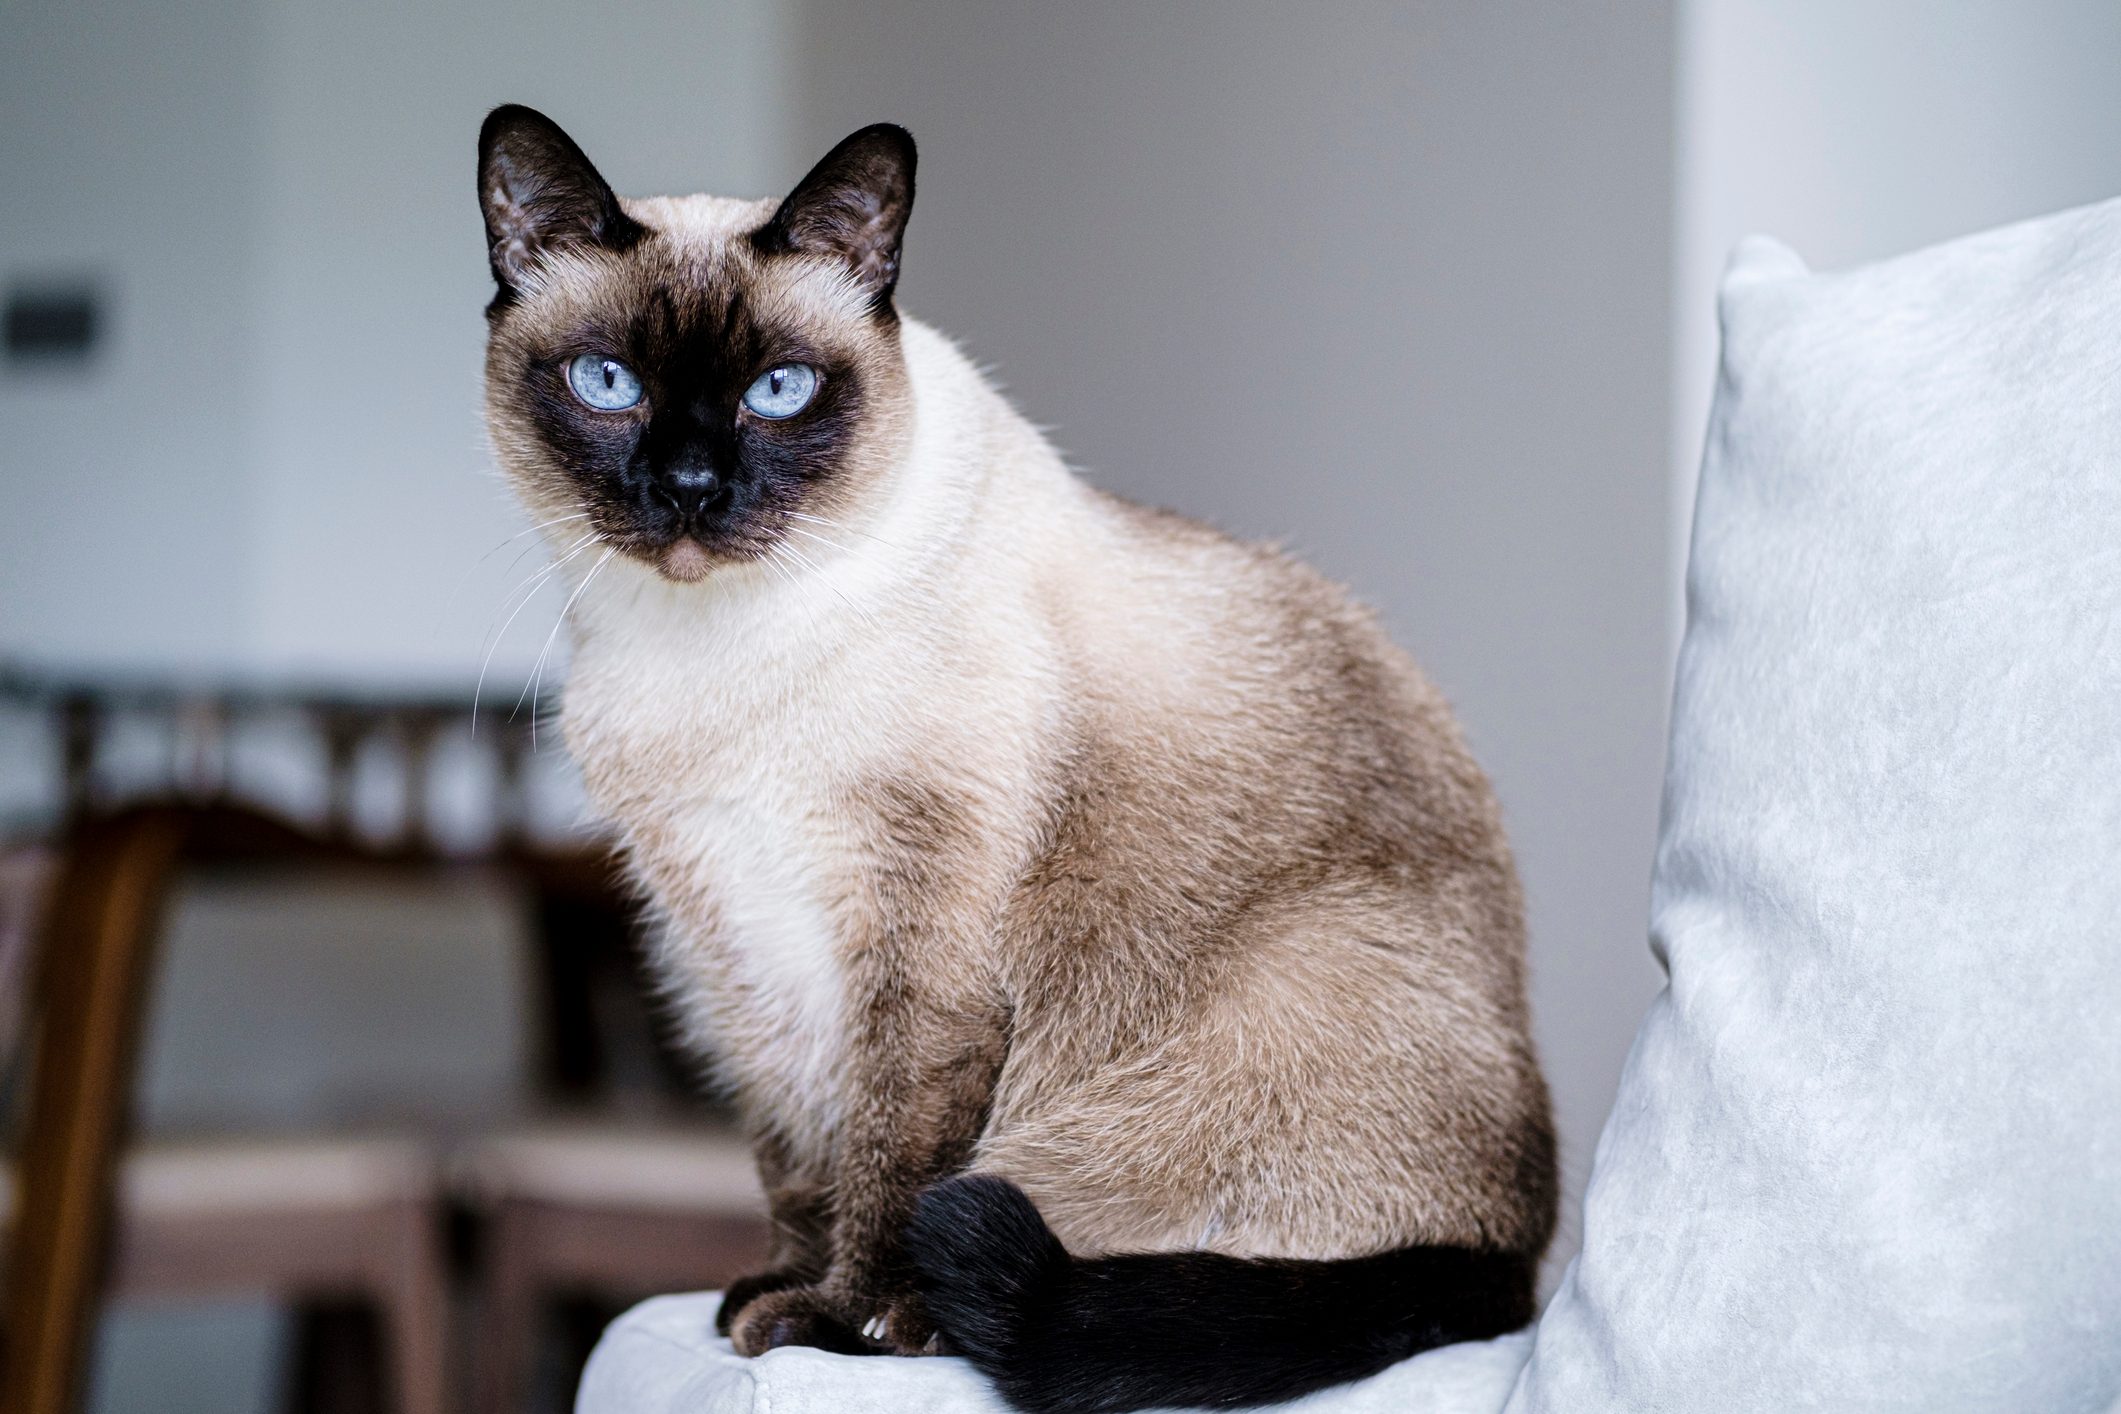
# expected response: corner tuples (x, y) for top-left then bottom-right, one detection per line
(606, 528), (768, 585)
(658, 539), (715, 583)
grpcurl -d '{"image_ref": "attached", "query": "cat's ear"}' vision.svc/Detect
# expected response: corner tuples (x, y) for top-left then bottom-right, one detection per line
(477, 105), (641, 296)
(753, 124), (917, 309)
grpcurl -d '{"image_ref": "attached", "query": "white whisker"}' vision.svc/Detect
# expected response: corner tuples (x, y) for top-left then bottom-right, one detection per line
(488, 512), (593, 558)
(457, 512), (593, 589)
(498, 524), (585, 583)
(776, 541), (877, 630)
(472, 533), (600, 733)
(758, 553), (798, 600)
(484, 534), (599, 642)
(763, 546), (828, 619)
(785, 509), (905, 553)
(518, 529), (602, 589)
(518, 546), (618, 749)
(786, 524), (855, 557)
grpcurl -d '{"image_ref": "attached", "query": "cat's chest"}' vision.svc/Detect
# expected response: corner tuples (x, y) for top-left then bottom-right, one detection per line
(565, 603), (864, 836)
(565, 642), (875, 1145)
(641, 796), (850, 1166)
(574, 649), (853, 856)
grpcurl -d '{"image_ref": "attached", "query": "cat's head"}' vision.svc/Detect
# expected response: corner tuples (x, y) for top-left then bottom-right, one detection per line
(477, 105), (916, 583)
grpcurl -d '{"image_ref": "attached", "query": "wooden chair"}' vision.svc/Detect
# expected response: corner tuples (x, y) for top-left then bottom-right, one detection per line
(0, 806), (467, 1414)
(2, 1135), (449, 1414)
(0, 677), (768, 1413)
(0, 793), (640, 1414)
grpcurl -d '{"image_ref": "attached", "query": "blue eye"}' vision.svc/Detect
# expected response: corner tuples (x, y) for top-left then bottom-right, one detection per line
(742, 363), (818, 419)
(566, 353), (643, 411)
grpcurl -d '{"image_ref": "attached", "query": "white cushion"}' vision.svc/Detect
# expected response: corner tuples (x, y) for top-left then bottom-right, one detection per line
(578, 198), (2121, 1413)
(579, 1294), (1533, 1414)
(1512, 205), (2121, 1411)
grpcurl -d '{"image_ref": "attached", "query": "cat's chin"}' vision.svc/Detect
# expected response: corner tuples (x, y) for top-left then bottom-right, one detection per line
(656, 540), (716, 583)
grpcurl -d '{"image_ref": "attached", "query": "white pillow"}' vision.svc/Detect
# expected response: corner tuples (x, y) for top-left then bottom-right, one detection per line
(1512, 208), (2121, 1412)
(580, 1295), (1533, 1414)
(579, 200), (2121, 1414)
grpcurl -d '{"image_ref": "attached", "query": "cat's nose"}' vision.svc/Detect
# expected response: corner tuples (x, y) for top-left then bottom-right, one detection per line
(652, 465), (726, 523)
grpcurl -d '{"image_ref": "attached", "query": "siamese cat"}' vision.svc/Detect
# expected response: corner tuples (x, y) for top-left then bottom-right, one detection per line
(477, 105), (1555, 1413)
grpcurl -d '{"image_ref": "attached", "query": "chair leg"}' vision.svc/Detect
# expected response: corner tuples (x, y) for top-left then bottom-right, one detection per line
(1, 809), (187, 1414)
(281, 1300), (386, 1414)
(377, 1200), (452, 1414)
(474, 1202), (541, 1414)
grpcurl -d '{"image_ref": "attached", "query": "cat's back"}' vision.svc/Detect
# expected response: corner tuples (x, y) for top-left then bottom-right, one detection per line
(1054, 483), (1497, 831)
(976, 481), (1548, 1260)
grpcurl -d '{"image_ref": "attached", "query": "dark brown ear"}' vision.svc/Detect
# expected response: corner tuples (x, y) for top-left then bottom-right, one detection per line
(752, 124), (916, 309)
(477, 105), (642, 299)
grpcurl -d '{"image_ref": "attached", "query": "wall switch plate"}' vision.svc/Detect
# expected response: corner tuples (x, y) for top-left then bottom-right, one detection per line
(6, 282), (103, 362)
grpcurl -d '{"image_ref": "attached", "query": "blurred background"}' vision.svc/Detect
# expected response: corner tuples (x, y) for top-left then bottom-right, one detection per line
(6, 1), (2121, 1410)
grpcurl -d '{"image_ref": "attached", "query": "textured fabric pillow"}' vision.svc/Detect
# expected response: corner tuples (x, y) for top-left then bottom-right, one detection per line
(577, 201), (2121, 1414)
(1511, 208), (2121, 1413)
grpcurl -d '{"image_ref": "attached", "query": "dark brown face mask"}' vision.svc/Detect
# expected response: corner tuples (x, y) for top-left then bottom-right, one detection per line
(477, 106), (916, 578)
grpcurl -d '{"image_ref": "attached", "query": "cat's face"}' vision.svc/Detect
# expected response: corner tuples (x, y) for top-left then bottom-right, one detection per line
(478, 106), (916, 582)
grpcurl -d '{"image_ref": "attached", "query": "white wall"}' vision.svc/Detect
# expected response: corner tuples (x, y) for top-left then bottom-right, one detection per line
(0, 0), (265, 673)
(790, 0), (1679, 1270)
(1672, 0), (2121, 588)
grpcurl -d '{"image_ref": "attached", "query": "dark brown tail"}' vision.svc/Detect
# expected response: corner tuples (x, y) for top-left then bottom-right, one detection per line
(905, 1175), (1538, 1414)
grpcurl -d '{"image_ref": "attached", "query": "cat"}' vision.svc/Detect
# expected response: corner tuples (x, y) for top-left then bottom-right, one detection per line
(477, 104), (1556, 1414)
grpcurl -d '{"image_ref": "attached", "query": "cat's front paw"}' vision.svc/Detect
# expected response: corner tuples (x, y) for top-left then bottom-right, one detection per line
(716, 1268), (813, 1336)
(727, 1286), (876, 1358)
(867, 1292), (939, 1355)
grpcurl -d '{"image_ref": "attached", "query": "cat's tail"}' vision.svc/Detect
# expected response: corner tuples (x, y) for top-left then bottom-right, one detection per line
(904, 1174), (1537, 1414)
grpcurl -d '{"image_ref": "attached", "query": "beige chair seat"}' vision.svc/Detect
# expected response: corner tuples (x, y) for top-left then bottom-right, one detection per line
(3, 1134), (449, 1414)
(454, 1120), (763, 1215)
(456, 1118), (769, 1414)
